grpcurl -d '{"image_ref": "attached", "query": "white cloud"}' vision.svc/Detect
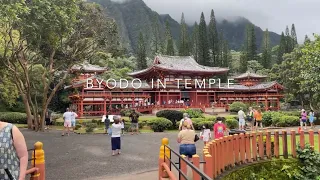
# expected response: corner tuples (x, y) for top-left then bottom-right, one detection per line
(143, 0), (320, 43)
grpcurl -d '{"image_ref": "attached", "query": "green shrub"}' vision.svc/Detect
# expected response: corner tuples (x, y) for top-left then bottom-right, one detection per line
(92, 119), (103, 126)
(51, 113), (62, 121)
(225, 119), (238, 129)
(204, 116), (216, 122)
(280, 111), (301, 117)
(0, 112), (28, 124)
(262, 111), (274, 126)
(224, 115), (238, 121)
(180, 109), (204, 118)
(229, 102), (247, 113)
(120, 109), (142, 116)
(85, 123), (98, 133)
(75, 124), (82, 130)
(196, 121), (214, 130)
(54, 121), (64, 126)
(147, 118), (173, 132)
(156, 110), (183, 127)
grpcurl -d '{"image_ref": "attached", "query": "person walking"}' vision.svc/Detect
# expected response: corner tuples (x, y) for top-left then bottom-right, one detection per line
(238, 108), (246, 130)
(213, 117), (227, 139)
(179, 113), (194, 130)
(0, 121), (28, 180)
(301, 109), (307, 130)
(177, 121), (196, 161)
(247, 107), (254, 131)
(70, 109), (78, 133)
(129, 110), (139, 135)
(111, 116), (122, 156)
(200, 125), (211, 145)
(254, 109), (263, 130)
(121, 119), (125, 135)
(62, 108), (72, 136)
(104, 114), (110, 135)
(45, 110), (51, 130)
(309, 110), (315, 129)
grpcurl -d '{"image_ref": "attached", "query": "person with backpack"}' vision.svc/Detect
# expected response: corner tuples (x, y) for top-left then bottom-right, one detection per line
(247, 107), (254, 131)
(179, 113), (194, 130)
(0, 121), (28, 180)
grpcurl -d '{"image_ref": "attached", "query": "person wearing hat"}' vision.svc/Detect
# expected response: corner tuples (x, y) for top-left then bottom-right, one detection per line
(178, 113), (194, 130)
(301, 109), (307, 129)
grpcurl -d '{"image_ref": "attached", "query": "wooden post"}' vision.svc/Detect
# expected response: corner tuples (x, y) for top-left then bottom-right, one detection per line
(31, 142), (45, 180)
(282, 131), (288, 159)
(179, 155), (187, 180)
(239, 133), (245, 164)
(258, 131), (264, 159)
(251, 132), (257, 161)
(266, 131), (271, 159)
(204, 154), (213, 179)
(291, 130), (296, 157)
(274, 131), (279, 158)
(300, 130), (305, 149)
(309, 129), (314, 149)
(233, 134), (240, 164)
(192, 155), (200, 180)
(245, 133), (252, 162)
(211, 141), (217, 178)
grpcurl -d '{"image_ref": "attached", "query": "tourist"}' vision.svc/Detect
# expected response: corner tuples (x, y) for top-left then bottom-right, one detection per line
(247, 107), (254, 131)
(213, 117), (227, 139)
(129, 110), (139, 135)
(177, 121), (196, 160)
(309, 110), (315, 129)
(179, 113), (194, 130)
(45, 110), (51, 130)
(0, 121), (28, 180)
(104, 114), (110, 135)
(111, 116), (122, 156)
(121, 119), (125, 135)
(254, 109), (263, 130)
(70, 109), (78, 132)
(62, 108), (72, 136)
(238, 108), (246, 130)
(200, 125), (211, 145)
(301, 109), (307, 130)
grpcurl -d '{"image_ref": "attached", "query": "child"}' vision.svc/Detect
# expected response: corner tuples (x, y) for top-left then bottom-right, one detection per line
(111, 116), (122, 156)
(200, 125), (211, 145)
(121, 119), (125, 134)
(301, 109), (307, 130)
(309, 110), (315, 129)
(213, 117), (227, 139)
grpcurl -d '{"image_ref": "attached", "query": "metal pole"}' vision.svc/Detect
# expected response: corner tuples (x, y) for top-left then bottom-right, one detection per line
(169, 150), (172, 171)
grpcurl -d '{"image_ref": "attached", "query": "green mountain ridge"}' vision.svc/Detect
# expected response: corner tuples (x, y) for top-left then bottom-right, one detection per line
(91, 0), (281, 54)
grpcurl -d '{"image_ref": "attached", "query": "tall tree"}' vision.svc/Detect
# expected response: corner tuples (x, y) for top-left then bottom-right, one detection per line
(221, 39), (231, 68)
(285, 25), (292, 53)
(178, 13), (189, 56)
(151, 13), (162, 56)
(277, 32), (286, 64)
(197, 12), (210, 66)
(261, 29), (272, 68)
(137, 32), (147, 69)
(246, 24), (257, 61)
(291, 24), (298, 48)
(239, 51), (248, 73)
(217, 31), (224, 67)
(165, 20), (175, 55)
(191, 22), (199, 61)
(304, 35), (311, 44)
(208, 9), (219, 66)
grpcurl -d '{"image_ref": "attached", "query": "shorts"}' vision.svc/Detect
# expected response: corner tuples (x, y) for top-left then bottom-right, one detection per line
(105, 124), (110, 130)
(302, 119), (307, 123)
(71, 121), (76, 127)
(179, 144), (196, 158)
(45, 118), (50, 125)
(131, 123), (138, 128)
(239, 119), (245, 126)
(64, 120), (71, 127)
(309, 117), (314, 123)
(111, 137), (121, 150)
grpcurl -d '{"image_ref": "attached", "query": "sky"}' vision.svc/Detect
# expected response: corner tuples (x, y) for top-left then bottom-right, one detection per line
(137, 0), (319, 43)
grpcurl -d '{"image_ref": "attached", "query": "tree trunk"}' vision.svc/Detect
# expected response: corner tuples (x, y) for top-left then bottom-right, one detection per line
(21, 94), (33, 129)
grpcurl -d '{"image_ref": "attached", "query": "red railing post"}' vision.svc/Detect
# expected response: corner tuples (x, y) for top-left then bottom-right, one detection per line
(251, 132), (257, 161)
(274, 131), (280, 158)
(291, 130), (296, 157)
(300, 130), (305, 149)
(309, 129), (314, 150)
(179, 155), (188, 180)
(192, 155), (200, 180)
(204, 154), (213, 179)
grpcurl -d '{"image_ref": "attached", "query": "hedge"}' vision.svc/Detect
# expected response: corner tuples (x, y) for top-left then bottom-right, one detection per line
(156, 110), (183, 128)
(180, 109), (204, 118)
(229, 102), (247, 113)
(147, 118), (173, 132)
(0, 112), (28, 124)
(119, 109), (142, 117)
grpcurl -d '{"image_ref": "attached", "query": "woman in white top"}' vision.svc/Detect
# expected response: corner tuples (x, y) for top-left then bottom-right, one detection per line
(111, 115), (122, 156)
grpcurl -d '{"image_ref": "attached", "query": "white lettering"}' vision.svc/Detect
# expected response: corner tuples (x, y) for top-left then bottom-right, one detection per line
(217, 79), (222, 88)
(208, 79), (216, 88)
(119, 79), (129, 89)
(157, 79), (166, 89)
(131, 78), (142, 89)
(151, 79), (154, 89)
(195, 79), (205, 89)
(228, 79), (234, 89)
(86, 78), (93, 88)
(106, 79), (117, 89)
(176, 79), (182, 89)
(96, 78), (104, 88)
(185, 79), (192, 89)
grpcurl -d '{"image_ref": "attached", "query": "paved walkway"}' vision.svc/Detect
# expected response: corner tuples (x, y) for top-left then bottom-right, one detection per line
(22, 130), (204, 180)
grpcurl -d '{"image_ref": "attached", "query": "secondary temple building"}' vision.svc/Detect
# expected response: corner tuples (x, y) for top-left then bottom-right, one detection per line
(65, 56), (284, 117)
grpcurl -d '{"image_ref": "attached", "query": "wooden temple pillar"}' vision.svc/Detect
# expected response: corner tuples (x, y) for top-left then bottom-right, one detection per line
(264, 97), (268, 111)
(80, 98), (83, 117)
(277, 97), (280, 110)
(103, 98), (107, 115)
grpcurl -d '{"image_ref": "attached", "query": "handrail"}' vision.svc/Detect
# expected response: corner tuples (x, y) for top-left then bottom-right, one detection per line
(164, 144), (212, 180)
(160, 162), (178, 180)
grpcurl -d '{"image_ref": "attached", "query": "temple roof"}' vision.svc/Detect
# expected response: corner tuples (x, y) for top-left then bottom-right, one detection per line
(217, 81), (284, 91)
(233, 72), (267, 79)
(128, 55), (229, 76)
(71, 61), (108, 73)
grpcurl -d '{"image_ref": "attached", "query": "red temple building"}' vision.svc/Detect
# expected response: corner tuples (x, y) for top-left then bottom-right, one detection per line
(65, 56), (284, 117)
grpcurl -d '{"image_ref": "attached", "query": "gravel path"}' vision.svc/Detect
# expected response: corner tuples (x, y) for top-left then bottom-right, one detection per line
(22, 130), (205, 180)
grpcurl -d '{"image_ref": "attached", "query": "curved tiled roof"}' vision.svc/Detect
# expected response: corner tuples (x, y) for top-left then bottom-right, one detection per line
(233, 72), (267, 79)
(128, 55), (229, 76)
